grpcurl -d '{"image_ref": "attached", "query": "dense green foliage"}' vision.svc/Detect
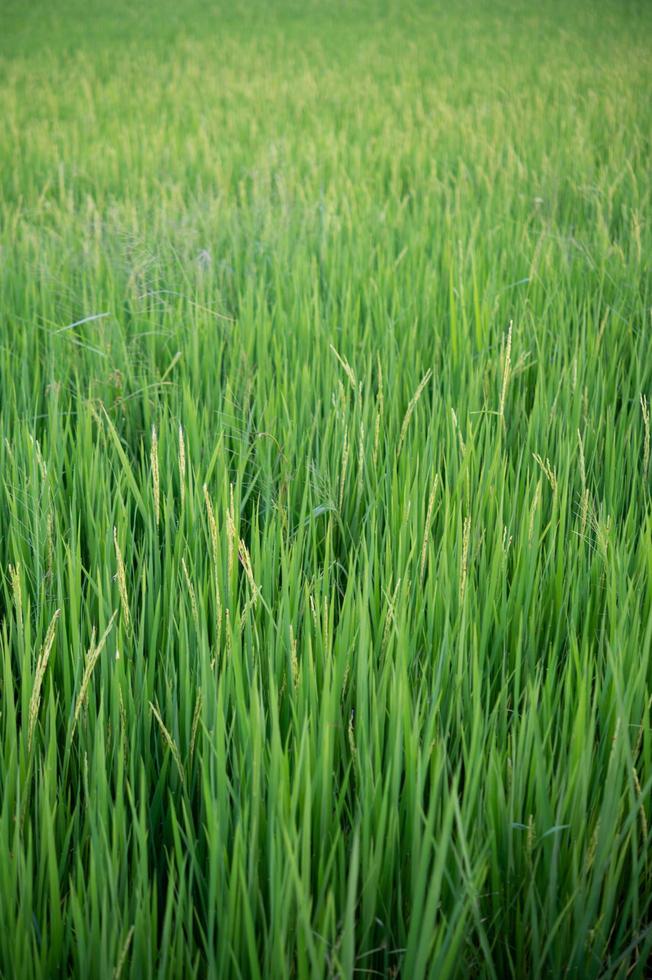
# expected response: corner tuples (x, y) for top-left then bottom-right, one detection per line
(1, 0), (651, 976)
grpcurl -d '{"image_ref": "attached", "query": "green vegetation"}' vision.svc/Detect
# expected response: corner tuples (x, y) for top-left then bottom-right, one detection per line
(1, 0), (651, 976)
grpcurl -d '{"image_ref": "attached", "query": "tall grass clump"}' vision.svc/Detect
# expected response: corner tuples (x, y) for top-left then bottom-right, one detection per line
(0, 0), (651, 976)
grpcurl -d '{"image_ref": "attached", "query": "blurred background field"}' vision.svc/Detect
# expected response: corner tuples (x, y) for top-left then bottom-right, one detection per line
(0, 1), (651, 977)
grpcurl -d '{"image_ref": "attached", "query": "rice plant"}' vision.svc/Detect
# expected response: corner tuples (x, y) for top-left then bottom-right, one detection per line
(0, 0), (651, 976)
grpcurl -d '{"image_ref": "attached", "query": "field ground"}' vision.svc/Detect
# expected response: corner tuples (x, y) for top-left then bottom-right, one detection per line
(1, 0), (651, 976)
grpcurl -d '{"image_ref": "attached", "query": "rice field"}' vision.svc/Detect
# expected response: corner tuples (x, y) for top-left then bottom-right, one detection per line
(1, 0), (651, 976)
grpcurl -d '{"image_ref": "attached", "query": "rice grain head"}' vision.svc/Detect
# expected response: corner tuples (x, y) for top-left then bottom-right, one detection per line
(71, 611), (118, 736)
(28, 608), (61, 751)
(113, 527), (130, 630)
(533, 453), (558, 493)
(357, 419), (365, 494)
(499, 320), (513, 426)
(151, 425), (160, 526)
(149, 701), (185, 786)
(420, 473), (440, 583)
(528, 479), (542, 543)
(290, 623), (299, 689)
(459, 515), (471, 606)
(452, 407), (466, 457)
(329, 344), (357, 391)
(113, 926), (135, 980)
(8, 562), (23, 637)
(181, 557), (200, 631)
(179, 424), (186, 508)
(398, 369), (432, 458)
(339, 427), (350, 511)
(641, 395), (650, 477)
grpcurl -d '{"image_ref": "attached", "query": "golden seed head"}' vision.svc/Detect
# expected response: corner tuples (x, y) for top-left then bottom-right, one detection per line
(113, 527), (130, 629)
(71, 611), (117, 736)
(420, 473), (440, 583)
(9, 563), (23, 635)
(641, 394), (650, 476)
(339, 427), (350, 511)
(499, 320), (513, 425)
(329, 344), (357, 391)
(397, 369), (432, 458)
(178, 424), (186, 507)
(151, 425), (160, 526)
(149, 701), (185, 786)
(459, 515), (471, 606)
(28, 608), (61, 751)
